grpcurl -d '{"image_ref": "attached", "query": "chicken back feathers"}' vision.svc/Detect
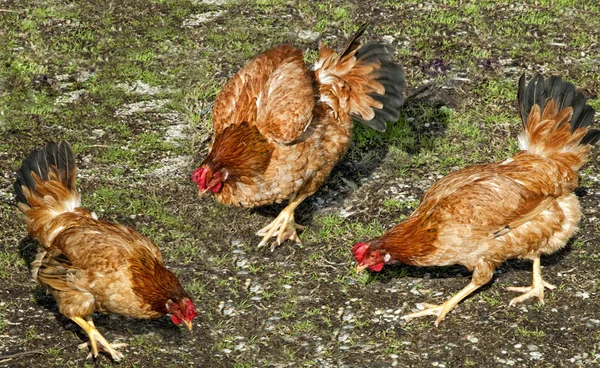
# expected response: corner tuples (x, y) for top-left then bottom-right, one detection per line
(354, 74), (598, 324)
(14, 141), (196, 359)
(194, 25), (405, 208)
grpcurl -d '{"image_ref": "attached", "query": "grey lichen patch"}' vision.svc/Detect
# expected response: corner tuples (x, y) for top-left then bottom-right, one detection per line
(117, 80), (171, 96)
(115, 100), (170, 117)
(54, 89), (87, 105)
(298, 30), (320, 42)
(164, 124), (189, 145)
(183, 11), (224, 27)
(149, 156), (192, 178)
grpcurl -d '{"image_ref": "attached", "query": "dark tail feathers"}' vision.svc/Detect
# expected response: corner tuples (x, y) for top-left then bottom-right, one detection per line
(14, 141), (77, 205)
(351, 42), (406, 131)
(518, 73), (600, 145)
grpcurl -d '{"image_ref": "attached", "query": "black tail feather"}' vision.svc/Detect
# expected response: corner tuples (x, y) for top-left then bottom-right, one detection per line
(57, 141), (76, 191)
(14, 141), (77, 205)
(352, 43), (405, 132)
(518, 73), (597, 144)
(339, 23), (369, 60)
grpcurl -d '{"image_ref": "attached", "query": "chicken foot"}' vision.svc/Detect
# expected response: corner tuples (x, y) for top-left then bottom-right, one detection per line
(401, 281), (482, 327)
(507, 255), (555, 306)
(257, 193), (308, 251)
(71, 316), (126, 362)
(401, 261), (493, 326)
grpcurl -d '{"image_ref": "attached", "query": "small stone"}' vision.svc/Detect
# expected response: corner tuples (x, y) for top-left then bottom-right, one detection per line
(527, 344), (538, 351)
(466, 335), (478, 343)
(297, 30), (320, 42)
(514, 344), (522, 349)
(530, 351), (542, 360)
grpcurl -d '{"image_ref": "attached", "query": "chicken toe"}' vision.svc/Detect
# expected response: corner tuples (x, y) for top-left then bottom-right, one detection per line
(401, 263), (493, 326)
(71, 316), (126, 362)
(401, 303), (450, 327)
(257, 193), (307, 250)
(507, 255), (555, 306)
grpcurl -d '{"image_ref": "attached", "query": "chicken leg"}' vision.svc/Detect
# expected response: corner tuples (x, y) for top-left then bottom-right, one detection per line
(507, 255), (555, 306)
(401, 262), (493, 326)
(71, 316), (127, 361)
(401, 281), (483, 327)
(257, 192), (308, 251)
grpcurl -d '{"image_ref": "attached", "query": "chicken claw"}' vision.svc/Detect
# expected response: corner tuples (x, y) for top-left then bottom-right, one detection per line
(401, 277), (484, 327)
(78, 341), (128, 361)
(401, 303), (451, 327)
(256, 209), (305, 251)
(71, 316), (126, 362)
(507, 255), (555, 306)
(256, 193), (307, 250)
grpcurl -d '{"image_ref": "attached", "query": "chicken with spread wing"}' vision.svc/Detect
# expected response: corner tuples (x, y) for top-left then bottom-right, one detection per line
(192, 24), (405, 249)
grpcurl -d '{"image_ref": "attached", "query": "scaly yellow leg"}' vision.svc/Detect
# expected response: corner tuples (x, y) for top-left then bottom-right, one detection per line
(256, 193), (308, 251)
(401, 261), (494, 326)
(71, 316), (126, 362)
(401, 281), (482, 327)
(507, 255), (555, 306)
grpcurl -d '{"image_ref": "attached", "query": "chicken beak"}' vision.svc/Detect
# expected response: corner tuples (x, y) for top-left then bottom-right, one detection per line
(183, 320), (193, 331)
(197, 189), (208, 199)
(355, 264), (369, 273)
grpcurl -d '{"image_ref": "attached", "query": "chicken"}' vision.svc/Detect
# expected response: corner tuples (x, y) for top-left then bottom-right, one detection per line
(353, 74), (600, 326)
(192, 24), (405, 250)
(14, 141), (198, 361)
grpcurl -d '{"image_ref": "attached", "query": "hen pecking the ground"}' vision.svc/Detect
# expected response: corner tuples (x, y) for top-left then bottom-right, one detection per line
(14, 141), (198, 361)
(192, 24), (405, 250)
(353, 74), (600, 326)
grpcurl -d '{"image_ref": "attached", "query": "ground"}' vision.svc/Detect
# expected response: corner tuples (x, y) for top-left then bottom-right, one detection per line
(1, 0), (600, 367)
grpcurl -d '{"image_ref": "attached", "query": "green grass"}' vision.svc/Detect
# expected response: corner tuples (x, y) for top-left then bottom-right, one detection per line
(0, 251), (26, 279)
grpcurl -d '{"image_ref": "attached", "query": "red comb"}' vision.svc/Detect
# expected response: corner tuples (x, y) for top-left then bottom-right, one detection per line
(192, 167), (207, 190)
(352, 242), (368, 262)
(185, 299), (198, 320)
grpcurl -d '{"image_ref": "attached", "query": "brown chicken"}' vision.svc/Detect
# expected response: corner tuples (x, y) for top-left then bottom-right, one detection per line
(14, 141), (197, 361)
(192, 24), (405, 249)
(353, 74), (600, 326)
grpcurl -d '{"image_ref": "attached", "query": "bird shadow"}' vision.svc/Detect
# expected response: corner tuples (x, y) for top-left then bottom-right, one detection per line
(252, 83), (453, 229)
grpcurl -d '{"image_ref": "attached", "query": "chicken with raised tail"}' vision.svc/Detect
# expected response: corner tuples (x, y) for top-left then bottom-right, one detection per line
(353, 74), (599, 326)
(14, 141), (198, 361)
(192, 24), (405, 250)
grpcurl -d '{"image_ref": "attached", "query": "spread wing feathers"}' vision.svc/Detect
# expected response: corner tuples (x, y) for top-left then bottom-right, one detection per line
(212, 44), (303, 135)
(255, 53), (314, 143)
(517, 74), (599, 167)
(314, 26), (405, 132)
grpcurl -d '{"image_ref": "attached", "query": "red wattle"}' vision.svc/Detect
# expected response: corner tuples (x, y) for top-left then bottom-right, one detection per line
(171, 314), (182, 325)
(369, 263), (384, 272)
